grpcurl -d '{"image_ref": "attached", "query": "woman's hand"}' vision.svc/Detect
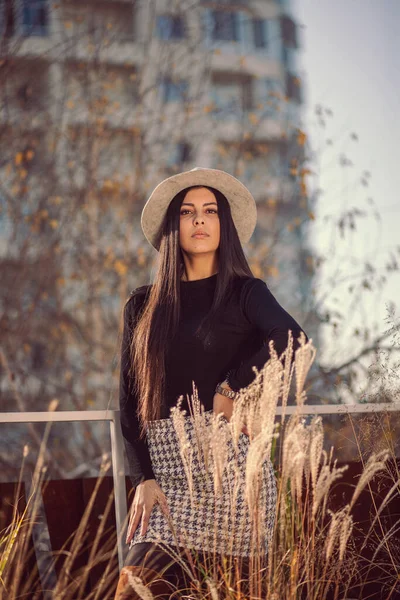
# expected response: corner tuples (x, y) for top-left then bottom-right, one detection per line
(213, 381), (249, 436)
(126, 479), (170, 544)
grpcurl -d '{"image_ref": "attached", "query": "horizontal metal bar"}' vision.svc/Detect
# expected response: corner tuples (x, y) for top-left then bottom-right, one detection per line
(275, 402), (400, 415)
(0, 410), (117, 423)
(0, 403), (399, 425)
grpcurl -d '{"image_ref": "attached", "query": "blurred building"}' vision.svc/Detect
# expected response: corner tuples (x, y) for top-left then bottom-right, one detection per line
(0, 0), (320, 434)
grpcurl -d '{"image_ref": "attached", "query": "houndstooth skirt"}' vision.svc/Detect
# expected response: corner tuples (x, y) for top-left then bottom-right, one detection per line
(129, 408), (277, 558)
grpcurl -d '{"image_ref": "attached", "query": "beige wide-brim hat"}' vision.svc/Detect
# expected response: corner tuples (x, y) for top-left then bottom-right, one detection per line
(141, 167), (257, 251)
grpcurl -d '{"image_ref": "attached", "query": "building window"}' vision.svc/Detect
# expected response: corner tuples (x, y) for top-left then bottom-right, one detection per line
(253, 18), (267, 49)
(1, 0), (49, 37)
(176, 142), (191, 163)
(211, 71), (252, 117)
(256, 77), (282, 117)
(263, 77), (282, 96)
(280, 15), (298, 48)
(0, 0), (15, 37)
(286, 72), (301, 103)
(22, 0), (49, 37)
(211, 10), (239, 42)
(212, 82), (239, 115)
(167, 142), (192, 168)
(157, 14), (185, 40)
(161, 77), (188, 102)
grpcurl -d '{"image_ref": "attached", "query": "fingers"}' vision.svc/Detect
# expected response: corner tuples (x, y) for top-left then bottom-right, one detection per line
(139, 507), (151, 537)
(126, 505), (142, 544)
(126, 492), (170, 543)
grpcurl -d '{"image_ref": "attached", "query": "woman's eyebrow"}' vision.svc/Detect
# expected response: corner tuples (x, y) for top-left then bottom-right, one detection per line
(181, 202), (218, 207)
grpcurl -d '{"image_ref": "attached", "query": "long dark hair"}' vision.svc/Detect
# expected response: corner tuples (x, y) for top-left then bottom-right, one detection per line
(130, 185), (255, 438)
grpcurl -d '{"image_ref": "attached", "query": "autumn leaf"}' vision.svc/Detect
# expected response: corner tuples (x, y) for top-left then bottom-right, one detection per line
(297, 130), (307, 146)
(300, 180), (307, 197)
(250, 262), (262, 278)
(114, 259), (128, 276)
(248, 113), (258, 125)
(14, 152), (23, 166)
(268, 265), (279, 278)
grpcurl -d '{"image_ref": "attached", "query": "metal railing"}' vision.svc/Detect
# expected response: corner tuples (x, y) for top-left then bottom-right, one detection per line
(0, 409), (127, 569)
(1, 402), (399, 572)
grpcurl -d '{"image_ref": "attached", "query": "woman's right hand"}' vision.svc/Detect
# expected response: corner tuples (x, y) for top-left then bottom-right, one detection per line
(126, 479), (170, 544)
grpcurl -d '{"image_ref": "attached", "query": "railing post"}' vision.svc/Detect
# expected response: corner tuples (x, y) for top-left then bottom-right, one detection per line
(109, 411), (128, 570)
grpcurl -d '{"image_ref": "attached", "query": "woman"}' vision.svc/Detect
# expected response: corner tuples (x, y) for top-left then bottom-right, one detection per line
(114, 167), (308, 599)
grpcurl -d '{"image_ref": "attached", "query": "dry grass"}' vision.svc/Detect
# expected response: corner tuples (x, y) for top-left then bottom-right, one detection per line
(1, 332), (399, 599)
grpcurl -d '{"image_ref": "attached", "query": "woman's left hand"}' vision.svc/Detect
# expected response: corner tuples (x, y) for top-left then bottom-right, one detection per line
(213, 383), (249, 436)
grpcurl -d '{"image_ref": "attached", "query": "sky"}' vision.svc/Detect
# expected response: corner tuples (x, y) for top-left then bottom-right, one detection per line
(292, 0), (400, 369)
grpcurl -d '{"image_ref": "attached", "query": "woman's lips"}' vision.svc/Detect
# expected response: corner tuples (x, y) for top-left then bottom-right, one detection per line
(192, 234), (209, 238)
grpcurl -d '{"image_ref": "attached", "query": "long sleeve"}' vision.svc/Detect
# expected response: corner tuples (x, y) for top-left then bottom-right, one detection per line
(226, 278), (309, 392)
(119, 294), (156, 488)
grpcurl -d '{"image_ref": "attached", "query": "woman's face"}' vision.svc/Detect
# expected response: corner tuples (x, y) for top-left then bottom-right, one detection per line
(179, 187), (220, 255)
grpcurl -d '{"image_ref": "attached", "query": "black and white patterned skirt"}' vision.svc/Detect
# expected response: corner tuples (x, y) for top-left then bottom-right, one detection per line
(129, 408), (277, 558)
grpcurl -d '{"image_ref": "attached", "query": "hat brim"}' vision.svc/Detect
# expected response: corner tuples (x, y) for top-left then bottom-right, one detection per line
(141, 167), (257, 251)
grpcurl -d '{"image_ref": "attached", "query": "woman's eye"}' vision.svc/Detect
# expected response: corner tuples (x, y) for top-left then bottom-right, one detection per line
(180, 209), (218, 215)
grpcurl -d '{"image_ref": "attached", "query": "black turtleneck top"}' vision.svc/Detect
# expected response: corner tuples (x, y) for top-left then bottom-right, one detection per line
(119, 273), (308, 487)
